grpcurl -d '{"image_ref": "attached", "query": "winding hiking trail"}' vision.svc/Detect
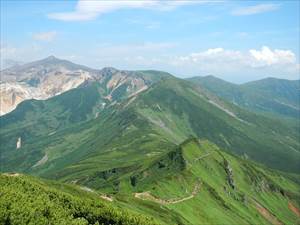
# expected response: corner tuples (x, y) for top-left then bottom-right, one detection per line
(79, 186), (114, 202)
(134, 181), (201, 205)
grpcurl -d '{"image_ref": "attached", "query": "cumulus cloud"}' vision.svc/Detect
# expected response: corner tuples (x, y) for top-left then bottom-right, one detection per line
(174, 46), (296, 68)
(231, 4), (279, 16)
(32, 31), (57, 41)
(249, 46), (295, 66)
(48, 0), (209, 21)
(166, 46), (299, 81)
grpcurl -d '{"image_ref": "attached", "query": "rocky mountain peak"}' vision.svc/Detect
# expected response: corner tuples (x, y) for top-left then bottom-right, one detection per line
(0, 57), (97, 115)
(0, 57), (160, 116)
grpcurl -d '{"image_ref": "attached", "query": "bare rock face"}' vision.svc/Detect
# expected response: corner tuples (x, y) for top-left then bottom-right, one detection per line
(0, 56), (95, 115)
(0, 56), (153, 116)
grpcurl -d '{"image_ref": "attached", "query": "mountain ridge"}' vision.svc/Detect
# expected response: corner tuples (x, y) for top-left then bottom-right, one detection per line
(187, 75), (300, 119)
(0, 56), (172, 115)
(1, 56), (298, 117)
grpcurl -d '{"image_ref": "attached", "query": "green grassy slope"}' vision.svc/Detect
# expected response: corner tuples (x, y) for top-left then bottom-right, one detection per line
(0, 76), (299, 182)
(1, 73), (300, 224)
(0, 70), (169, 174)
(133, 78), (300, 172)
(113, 138), (300, 225)
(188, 76), (300, 119)
(0, 173), (159, 225)
(2, 138), (299, 225)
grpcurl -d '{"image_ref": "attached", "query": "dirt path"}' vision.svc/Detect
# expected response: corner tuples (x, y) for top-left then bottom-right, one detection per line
(252, 199), (283, 225)
(134, 181), (200, 205)
(288, 202), (300, 217)
(3, 173), (20, 177)
(100, 195), (113, 202)
(79, 185), (113, 202)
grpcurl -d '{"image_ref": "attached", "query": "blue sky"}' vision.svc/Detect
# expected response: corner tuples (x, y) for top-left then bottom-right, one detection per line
(1, 0), (299, 83)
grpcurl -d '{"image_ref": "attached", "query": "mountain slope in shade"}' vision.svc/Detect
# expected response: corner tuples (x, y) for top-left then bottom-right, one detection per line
(187, 75), (300, 119)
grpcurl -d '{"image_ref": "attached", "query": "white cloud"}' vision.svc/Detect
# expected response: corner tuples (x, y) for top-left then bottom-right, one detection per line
(174, 46), (296, 68)
(249, 46), (296, 67)
(48, 0), (209, 21)
(32, 31), (57, 41)
(231, 4), (279, 16)
(86, 44), (299, 81)
(166, 46), (299, 81)
(176, 48), (243, 66)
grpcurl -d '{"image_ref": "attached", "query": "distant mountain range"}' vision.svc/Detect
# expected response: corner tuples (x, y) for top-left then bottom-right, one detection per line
(188, 75), (299, 119)
(0, 56), (299, 224)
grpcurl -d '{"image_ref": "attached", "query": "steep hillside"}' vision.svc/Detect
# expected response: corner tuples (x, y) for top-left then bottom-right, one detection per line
(0, 75), (171, 177)
(0, 173), (158, 225)
(119, 138), (300, 225)
(1, 138), (299, 225)
(133, 78), (300, 172)
(188, 76), (300, 119)
(1, 76), (299, 184)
